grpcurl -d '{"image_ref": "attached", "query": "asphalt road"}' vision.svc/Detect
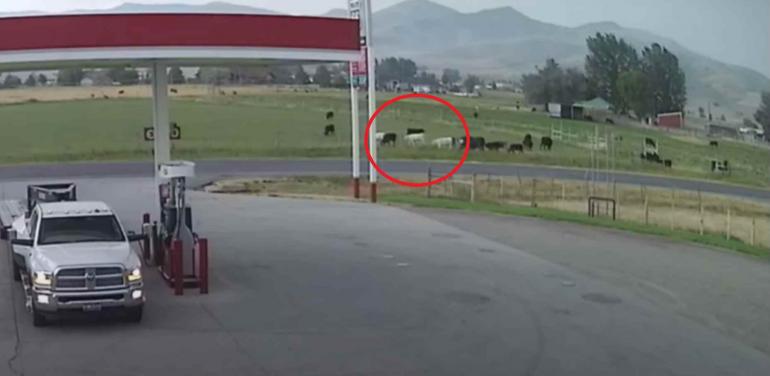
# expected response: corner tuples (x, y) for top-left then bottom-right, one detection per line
(1, 179), (769, 375)
(0, 159), (768, 201)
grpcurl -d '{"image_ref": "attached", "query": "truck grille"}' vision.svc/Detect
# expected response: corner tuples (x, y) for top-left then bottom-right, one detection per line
(54, 266), (125, 291)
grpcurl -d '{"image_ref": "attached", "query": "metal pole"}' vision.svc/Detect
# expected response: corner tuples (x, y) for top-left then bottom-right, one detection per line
(349, 65), (361, 199)
(363, 0), (378, 202)
(152, 62), (170, 218)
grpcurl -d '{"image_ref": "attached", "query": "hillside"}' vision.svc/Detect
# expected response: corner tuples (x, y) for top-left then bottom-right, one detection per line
(372, 0), (770, 117)
(1, 0), (767, 117)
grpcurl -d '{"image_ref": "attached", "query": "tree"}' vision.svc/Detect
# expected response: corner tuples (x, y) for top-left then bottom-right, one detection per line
(754, 92), (770, 136)
(521, 58), (588, 105)
(313, 65), (332, 87)
(617, 70), (652, 118)
(441, 68), (461, 86)
(24, 74), (37, 87)
(376, 57), (418, 84)
(57, 68), (85, 86)
(106, 67), (140, 85)
(168, 67), (186, 84)
(640, 43), (686, 115)
(415, 71), (439, 86)
(463, 75), (481, 94)
(2, 74), (22, 88)
(37, 73), (48, 86)
(294, 65), (310, 85)
(585, 33), (640, 112)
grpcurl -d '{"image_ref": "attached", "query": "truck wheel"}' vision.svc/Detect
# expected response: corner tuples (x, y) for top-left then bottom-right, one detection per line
(32, 309), (48, 327)
(126, 306), (143, 323)
(12, 262), (21, 282)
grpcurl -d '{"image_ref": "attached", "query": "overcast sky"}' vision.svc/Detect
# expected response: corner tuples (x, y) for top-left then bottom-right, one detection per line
(3, 0), (768, 77)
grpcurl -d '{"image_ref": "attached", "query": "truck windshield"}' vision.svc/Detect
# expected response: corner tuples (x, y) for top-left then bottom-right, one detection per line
(38, 215), (125, 245)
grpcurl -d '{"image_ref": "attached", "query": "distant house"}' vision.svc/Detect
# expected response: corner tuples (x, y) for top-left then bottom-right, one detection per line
(573, 97), (611, 121)
(412, 84), (432, 94)
(547, 102), (585, 120)
(80, 77), (95, 87)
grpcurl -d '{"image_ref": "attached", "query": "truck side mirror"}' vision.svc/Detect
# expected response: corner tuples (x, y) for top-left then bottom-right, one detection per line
(127, 232), (146, 243)
(11, 238), (33, 247)
(0, 228), (7, 240)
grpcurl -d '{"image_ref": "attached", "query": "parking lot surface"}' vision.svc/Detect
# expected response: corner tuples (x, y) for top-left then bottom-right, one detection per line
(1, 178), (769, 375)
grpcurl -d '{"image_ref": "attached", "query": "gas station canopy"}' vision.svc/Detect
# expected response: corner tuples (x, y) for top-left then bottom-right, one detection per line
(0, 13), (361, 70)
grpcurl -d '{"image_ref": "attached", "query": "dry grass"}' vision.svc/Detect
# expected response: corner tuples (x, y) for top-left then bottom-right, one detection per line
(209, 174), (770, 249)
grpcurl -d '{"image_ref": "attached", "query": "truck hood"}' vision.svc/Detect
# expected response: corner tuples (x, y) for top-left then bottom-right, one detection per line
(34, 242), (135, 271)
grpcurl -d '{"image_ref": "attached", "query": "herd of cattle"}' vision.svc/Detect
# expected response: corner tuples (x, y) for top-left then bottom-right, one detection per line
(372, 129), (555, 153)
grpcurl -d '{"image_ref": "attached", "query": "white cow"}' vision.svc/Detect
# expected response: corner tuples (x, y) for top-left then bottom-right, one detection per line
(432, 137), (454, 149)
(405, 133), (426, 147)
(375, 132), (386, 144)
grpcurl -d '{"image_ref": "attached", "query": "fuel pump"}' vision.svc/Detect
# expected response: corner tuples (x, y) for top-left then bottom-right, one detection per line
(157, 161), (198, 286)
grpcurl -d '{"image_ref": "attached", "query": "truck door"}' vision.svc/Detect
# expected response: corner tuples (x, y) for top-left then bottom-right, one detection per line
(12, 209), (37, 269)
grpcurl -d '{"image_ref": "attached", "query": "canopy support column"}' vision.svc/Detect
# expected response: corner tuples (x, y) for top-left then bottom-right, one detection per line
(363, 0), (377, 203)
(350, 64), (361, 199)
(152, 61), (170, 215)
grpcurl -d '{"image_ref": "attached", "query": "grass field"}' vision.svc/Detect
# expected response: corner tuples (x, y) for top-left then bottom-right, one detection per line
(0, 85), (768, 188)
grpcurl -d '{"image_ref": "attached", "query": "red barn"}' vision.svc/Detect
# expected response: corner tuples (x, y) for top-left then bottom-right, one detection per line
(657, 112), (684, 128)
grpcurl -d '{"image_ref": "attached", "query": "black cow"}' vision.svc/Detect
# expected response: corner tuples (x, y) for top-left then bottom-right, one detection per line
(232, 91), (238, 96)
(473, 111), (479, 119)
(710, 141), (719, 147)
(118, 90), (125, 95)
(605, 118), (615, 125)
(645, 138), (657, 149)
(531, 107), (537, 112)
(460, 137), (486, 151)
(407, 128), (426, 135)
(324, 124), (335, 136)
(219, 90), (226, 96)
(381, 133), (397, 147)
(508, 144), (524, 154)
(486, 141), (506, 151)
(640, 152), (662, 164)
(90, 94), (95, 99)
(523, 134), (534, 150)
(103, 95), (110, 100)
(614, 135), (624, 142)
(664, 160), (673, 168)
(326, 111), (335, 120)
(540, 137), (553, 151)
(170, 88), (178, 94)
(584, 115), (594, 122)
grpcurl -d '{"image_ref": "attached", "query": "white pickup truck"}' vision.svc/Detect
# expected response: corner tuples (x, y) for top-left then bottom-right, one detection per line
(5, 199), (144, 326)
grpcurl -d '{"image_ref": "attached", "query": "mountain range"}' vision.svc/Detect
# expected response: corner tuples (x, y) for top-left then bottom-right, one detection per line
(1, 0), (768, 117)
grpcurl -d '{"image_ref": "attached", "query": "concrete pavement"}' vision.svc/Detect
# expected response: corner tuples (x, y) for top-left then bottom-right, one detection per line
(1, 180), (769, 375)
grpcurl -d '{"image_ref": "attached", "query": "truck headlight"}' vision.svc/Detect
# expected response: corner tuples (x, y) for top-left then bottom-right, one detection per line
(127, 268), (142, 282)
(33, 271), (52, 287)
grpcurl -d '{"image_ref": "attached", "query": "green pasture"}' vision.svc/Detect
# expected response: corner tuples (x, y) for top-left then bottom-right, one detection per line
(0, 88), (767, 187)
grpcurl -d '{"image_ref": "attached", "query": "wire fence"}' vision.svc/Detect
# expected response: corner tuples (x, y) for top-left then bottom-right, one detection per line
(424, 169), (770, 249)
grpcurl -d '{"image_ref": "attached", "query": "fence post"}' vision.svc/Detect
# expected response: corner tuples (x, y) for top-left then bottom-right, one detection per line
(531, 179), (537, 207)
(644, 187), (650, 225)
(471, 174), (477, 203)
(726, 205), (731, 241)
(561, 183), (566, 207)
(698, 190), (704, 236)
(670, 188), (676, 231)
(498, 177), (504, 199)
(426, 167), (432, 198)
(751, 217), (756, 246)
